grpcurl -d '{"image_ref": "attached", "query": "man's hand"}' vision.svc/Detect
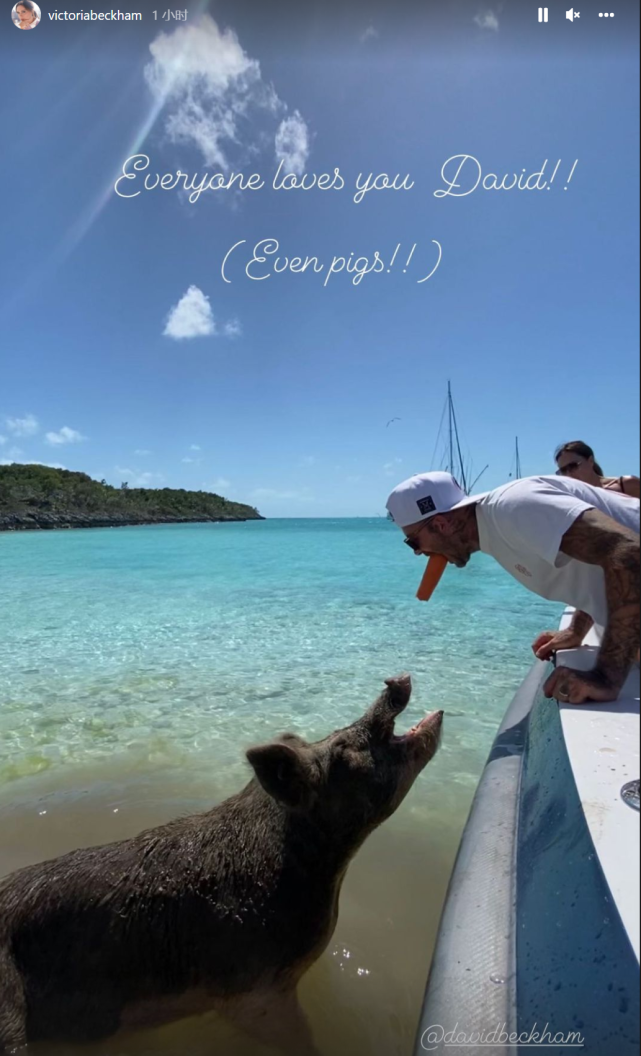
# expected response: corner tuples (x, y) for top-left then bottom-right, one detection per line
(533, 609), (594, 660)
(532, 628), (585, 660)
(544, 665), (623, 705)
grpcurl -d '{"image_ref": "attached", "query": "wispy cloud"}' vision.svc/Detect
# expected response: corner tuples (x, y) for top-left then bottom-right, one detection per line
(4, 413), (39, 438)
(359, 25), (379, 43)
(383, 458), (403, 477)
(164, 285), (215, 340)
(0, 435), (6, 445)
(145, 14), (289, 172)
(223, 319), (242, 339)
(474, 9), (500, 31)
(115, 467), (165, 488)
(299, 455), (317, 467)
(45, 426), (86, 446)
(182, 444), (202, 464)
(1, 459), (66, 469)
(251, 487), (315, 502)
(213, 477), (231, 490)
(134, 448), (152, 457)
(275, 111), (310, 176)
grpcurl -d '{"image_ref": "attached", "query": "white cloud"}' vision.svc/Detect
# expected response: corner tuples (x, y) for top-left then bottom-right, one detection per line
(359, 25), (379, 42)
(1, 459), (66, 469)
(383, 458), (403, 476)
(164, 285), (215, 340)
(275, 111), (310, 176)
(0, 435), (6, 445)
(474, 9), (500, 31)
(5, 413), (39, 437)
(251, 487), (315, 502)
(208, 477), (231, 491)
(45, 426), (86, 446)
(145, 14), (281, 170)
(223, 318), (242, 338)
(182, 446), (202, 463)
(115, 467), (164, 488)
(134, 448), (152, 457)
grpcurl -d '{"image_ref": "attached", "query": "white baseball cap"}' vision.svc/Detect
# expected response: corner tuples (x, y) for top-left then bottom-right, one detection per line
(386, 471), (486, 602)
(386, 471), (480, 530)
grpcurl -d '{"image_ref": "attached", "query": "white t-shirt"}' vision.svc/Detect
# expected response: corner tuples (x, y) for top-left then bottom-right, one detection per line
(475, 476), (640, 628)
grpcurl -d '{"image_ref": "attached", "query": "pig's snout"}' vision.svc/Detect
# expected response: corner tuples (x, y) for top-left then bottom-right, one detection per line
(393, 708), (444, 745)
(417, 708), (444, 742)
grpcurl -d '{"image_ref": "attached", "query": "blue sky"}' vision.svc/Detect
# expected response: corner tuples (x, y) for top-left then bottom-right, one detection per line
(1, 0), (639, 516)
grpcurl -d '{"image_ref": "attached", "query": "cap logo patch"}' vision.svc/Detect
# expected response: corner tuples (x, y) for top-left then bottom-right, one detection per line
(416, 495), (436, 516)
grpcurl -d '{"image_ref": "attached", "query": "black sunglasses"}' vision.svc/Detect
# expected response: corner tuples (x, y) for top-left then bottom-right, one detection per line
(556, 459), (584, 476)
(403, 528), (428, 553)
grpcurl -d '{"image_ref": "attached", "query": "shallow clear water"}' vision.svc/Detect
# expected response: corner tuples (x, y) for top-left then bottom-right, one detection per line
(0, 519), (561, 1055)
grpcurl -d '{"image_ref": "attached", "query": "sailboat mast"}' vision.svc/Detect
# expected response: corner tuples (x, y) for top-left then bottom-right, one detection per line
(515, 437), (522, 479)
(447, 381), (469, 493)
(447, 381), (454, 478)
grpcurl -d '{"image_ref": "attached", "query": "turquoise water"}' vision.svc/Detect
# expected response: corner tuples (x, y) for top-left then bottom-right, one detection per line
(0, 519), (561, 1056)
(0, 518), (560, 788)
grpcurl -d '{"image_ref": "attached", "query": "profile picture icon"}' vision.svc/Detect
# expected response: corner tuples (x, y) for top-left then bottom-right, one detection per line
(12, 1), (41, 28)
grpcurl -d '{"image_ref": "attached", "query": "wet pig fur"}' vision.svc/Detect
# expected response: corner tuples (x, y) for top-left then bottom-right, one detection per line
(0, 675), (443, 1054)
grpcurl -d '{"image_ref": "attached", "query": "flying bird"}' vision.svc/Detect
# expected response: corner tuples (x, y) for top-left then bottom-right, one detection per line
(386, 417), (401, 427)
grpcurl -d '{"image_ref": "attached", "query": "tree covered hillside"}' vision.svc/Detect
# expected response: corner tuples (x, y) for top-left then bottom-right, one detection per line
(0, 464), (263, 530)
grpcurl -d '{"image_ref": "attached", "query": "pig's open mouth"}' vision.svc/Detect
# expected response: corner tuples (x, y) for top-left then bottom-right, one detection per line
(391, 710), (444, 744)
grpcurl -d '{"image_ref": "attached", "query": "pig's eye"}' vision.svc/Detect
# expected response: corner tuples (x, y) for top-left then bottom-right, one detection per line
(280, 732), (306, 746)
(333, 745), (367, 771)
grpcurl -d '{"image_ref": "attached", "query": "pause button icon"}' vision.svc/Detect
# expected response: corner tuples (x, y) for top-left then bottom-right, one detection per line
(538, 7), (549, 19)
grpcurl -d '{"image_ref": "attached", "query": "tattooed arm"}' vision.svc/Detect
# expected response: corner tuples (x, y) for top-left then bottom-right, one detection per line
(568, 609), (596, 640)
(532, 609), (594, 661)
(544, 508), (640, 704)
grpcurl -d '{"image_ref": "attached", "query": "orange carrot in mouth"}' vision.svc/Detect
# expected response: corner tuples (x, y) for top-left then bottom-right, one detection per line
(416, 554), (448, 601)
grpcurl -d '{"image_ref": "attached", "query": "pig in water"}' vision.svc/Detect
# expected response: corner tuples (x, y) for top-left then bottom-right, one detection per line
(0, 675), (442, 1055)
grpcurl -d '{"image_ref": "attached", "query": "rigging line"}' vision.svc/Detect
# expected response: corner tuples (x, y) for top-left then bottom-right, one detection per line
(430, 395), (448, 470)
(469, 464), (490, 492)
(447, 381), (454, 475)
(451, 397), (469, 494)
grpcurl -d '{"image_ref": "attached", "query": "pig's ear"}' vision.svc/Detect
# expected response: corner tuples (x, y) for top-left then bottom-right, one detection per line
(384, 674), (412, 709)
(367, 674), (412, 738)
(246, 742), (315, 810)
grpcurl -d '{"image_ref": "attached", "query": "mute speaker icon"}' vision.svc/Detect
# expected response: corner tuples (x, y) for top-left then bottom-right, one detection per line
(566, 8), (580, 19)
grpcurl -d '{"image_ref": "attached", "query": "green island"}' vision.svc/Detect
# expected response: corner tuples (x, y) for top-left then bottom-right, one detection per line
(0, 464), (263, 531)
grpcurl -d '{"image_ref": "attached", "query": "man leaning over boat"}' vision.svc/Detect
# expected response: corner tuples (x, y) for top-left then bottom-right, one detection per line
(386, 472), (640, 705)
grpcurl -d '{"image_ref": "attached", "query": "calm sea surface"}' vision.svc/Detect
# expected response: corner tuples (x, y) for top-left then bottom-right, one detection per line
(0, 519), (561, 1056)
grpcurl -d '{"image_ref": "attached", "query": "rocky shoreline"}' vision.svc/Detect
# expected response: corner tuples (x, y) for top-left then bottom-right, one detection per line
(0, 512), (263, 532)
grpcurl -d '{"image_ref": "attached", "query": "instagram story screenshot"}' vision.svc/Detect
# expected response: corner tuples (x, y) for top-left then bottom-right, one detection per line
(0, 2), (639, 1056)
